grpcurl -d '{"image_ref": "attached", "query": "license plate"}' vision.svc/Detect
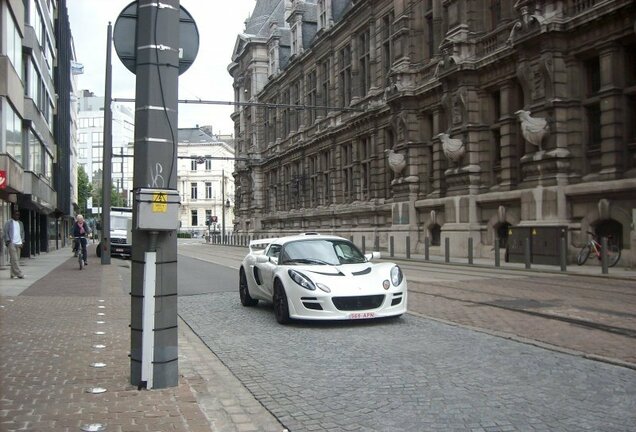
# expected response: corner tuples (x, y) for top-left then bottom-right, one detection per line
(115, 248), (124, 252)
(349, 312), (375, 320)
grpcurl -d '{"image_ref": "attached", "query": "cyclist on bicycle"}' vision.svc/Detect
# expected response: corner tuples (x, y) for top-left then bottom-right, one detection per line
(72, 214), (91, 266)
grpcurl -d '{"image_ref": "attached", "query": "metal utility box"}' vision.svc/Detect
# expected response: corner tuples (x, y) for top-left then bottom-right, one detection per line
(506, 227), (531, 263)
(134, 188), (180, 230)
(506, 226), (567, 265)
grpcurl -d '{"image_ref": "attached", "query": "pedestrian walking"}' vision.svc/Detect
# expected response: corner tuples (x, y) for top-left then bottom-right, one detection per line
(3, 209), (25, 279)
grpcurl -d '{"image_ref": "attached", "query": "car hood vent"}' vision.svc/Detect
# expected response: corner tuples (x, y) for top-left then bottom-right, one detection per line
(351, 267), (371, 276)
(307, 269), (344, 276)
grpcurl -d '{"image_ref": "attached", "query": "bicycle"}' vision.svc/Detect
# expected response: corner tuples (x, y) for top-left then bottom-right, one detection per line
(576, 231), (621, 267)
(75, 237), (87, 270)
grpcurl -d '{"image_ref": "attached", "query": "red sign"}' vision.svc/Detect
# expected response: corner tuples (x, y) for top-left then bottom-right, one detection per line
(0, 170), (6, 190)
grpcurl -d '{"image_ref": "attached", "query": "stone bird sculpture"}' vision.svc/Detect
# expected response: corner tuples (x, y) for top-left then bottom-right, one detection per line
(438, 133), (465, 164)
(515, 110), (549, 151)
(385, 149), (406, 177)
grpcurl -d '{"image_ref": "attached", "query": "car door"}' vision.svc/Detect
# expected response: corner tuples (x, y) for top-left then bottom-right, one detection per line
(258, 243), (281, 297)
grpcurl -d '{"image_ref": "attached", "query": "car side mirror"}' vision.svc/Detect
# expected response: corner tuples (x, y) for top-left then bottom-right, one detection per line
(256, 255), (269, 263)
(365, 251), (381, 261)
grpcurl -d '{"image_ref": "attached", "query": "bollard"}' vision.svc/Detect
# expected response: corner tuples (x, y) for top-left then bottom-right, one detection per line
(560, 236), (567, 272)
(601, 236), (609, 274)
(468, 237), (473, 265)
(424, 237), (430, 261)
(374, 236), (379, 252)
(445, 237), (450, 263)
(494, 238), (500, 267)
(390, 236), (394, 257)
(524, 238), (531, 269)
(362, 236), (366, 254)
(406, 236), (411, 259)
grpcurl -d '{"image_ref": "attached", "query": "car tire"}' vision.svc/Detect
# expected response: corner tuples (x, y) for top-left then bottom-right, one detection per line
(273, 281), (290, 324)
(239, 268), (258, 307)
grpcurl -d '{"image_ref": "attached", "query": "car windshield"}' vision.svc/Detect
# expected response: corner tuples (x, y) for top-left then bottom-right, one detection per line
(281, 239), (366, 265)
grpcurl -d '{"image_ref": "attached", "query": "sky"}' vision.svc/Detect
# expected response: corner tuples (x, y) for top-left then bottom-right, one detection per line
(67, 0), (258, 136)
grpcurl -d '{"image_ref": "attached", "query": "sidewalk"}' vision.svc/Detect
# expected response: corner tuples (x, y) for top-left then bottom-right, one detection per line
(0, 245), (284, 432)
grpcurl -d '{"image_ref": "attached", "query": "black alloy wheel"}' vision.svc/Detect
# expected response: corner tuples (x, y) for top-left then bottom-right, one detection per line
(273, 281), (290, 324)
(239, 269), (258, 307)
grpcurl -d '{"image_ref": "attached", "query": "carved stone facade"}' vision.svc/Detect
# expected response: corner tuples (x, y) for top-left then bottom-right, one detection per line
(229, 0), (636, 266)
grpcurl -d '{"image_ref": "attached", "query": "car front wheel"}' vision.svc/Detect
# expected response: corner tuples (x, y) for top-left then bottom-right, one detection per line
(273, 281), (290, 324)
(239, 268), (258, 307)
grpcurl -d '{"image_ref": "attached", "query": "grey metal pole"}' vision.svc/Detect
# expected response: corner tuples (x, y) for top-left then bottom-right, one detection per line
(468, 237), (473, 265)
(494, 238), (500, 267)
(445, 237), (450, 263)
(361, 235), (366, 254)
(101, 22), (113, 265)
(525, 237), (531, 269)
(424, 237), (429, 261)
(601, 236), (609, 274)
(130, 0), (180, 389)
(560, 236), (567, 272)
(374, 235), (379, 252)
(406, 236), (410, 259)
(221, 169), (225, 244)
(390, 236), (394, 257)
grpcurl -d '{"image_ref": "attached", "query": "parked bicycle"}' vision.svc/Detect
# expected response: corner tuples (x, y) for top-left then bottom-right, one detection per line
(576, 231), (621, 267)
(75, 237), (87, 270)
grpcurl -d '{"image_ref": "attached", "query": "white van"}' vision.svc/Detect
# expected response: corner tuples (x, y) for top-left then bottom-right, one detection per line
(97, 207), (132, 258)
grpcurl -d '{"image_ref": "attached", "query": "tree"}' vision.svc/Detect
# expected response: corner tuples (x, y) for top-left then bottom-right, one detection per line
(77, 165), (92, 215)
(92, 169), (127, 210)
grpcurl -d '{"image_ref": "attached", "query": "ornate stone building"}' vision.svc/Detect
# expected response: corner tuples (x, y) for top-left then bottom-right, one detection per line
(229, 0), (636, 265)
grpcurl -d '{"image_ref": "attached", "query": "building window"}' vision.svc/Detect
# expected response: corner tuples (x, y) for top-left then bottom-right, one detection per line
(306, 71), (317, 125)
(309, 154), (319, 207)
(91, 131), (103, 143)
(490, 90), (502, 184)
(339, 45), (352, 108)
(425, 4), (435, 60)
(28, 130), (42, 174)
(191, 182), (198, 200)
(359, 136), (372, 200)
(584, 57), (602, 165)
(318, 0), (331, 31)
(490, 0), (502, 30)
(5, 8), (23, 80)
(191, 159), (197, 171)
(191, 210), (198, 226)
(384, 128), (395, 198)
(282, 90), (290, 136)
(320, 58), (331, 117)
(341, 143), (354, 202)
(205, 158), (212, 170)
(358, 28), (371, 97)
(205, 182), (212, 199)
(291, 25), (298, 55)
(382, 12), (394, 78)
(321, 150), (331, 205)
(291, 81), (300, 132)
(5, 103), (24, 165)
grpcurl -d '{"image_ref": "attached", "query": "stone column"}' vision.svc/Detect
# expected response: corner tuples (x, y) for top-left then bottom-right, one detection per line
(599, 43), (624, 179)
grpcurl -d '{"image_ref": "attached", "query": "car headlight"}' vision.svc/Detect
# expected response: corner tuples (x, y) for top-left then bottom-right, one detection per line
(288, 269), (316, 291)
(390, 265), (403, 286)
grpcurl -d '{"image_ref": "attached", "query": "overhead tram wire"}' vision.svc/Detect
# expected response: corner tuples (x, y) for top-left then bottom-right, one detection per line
(111, 97), (369, 113)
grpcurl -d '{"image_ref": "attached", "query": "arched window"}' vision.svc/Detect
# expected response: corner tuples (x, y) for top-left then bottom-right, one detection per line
(594, 219), (623, 249)
(497, 222), (511, 249)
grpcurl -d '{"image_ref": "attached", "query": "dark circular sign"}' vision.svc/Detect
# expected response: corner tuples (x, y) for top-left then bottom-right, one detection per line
(113, 1), (199, 75)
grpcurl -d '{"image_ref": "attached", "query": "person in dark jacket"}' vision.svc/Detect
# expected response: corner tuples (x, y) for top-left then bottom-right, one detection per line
(72, 214), (91, 265)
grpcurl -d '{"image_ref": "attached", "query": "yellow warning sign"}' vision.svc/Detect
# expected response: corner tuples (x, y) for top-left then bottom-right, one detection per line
(152, 192), (168, 213)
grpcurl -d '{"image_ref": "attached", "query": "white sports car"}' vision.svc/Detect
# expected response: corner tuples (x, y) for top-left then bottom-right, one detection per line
(239, 233), (408, 324)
